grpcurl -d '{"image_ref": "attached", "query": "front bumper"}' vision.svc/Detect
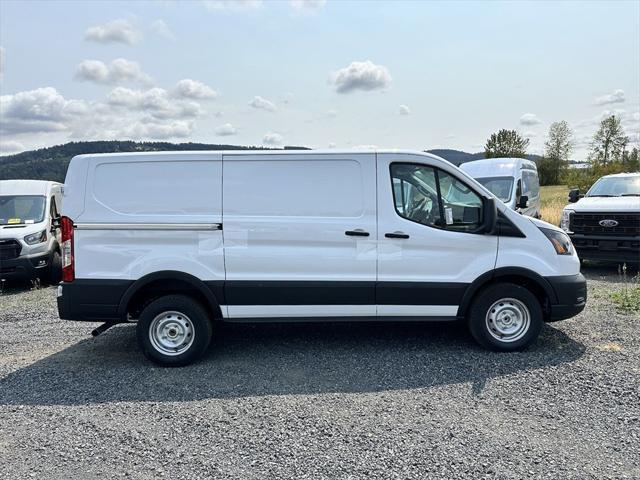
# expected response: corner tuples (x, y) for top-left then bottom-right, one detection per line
(569, 233), (640, 264)
(546, 273), (587, 321)
(0, 253), (50, 280)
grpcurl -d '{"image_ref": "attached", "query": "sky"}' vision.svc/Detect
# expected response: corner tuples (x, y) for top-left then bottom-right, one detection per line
(0, 0), (638, 160)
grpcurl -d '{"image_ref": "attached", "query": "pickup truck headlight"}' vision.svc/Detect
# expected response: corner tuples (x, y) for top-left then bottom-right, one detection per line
(24, 230), (47, 245)
(540, 228), (574, 255)
(560, 209), (573, 233)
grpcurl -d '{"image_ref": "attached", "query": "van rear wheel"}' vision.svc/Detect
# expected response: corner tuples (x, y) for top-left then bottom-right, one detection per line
(468, 283), (543, 351)
(136, 295), (212, 367)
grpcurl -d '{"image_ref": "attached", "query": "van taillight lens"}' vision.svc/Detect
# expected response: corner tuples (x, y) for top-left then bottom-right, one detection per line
(60, 216), (74, 282)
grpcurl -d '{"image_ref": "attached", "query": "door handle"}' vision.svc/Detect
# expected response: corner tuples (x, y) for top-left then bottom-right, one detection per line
(345, 229), (370, 237)
(385, 232), (410, 239)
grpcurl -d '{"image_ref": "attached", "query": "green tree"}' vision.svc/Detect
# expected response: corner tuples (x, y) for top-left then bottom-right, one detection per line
(541, 120), (573, 185)
(484, 129), (529, 158)
(590, 115), (628, 164)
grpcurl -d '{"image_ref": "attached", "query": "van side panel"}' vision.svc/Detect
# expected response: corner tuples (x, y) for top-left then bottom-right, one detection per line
(222, 153), (377, 318)
(73, 154), (224, 283)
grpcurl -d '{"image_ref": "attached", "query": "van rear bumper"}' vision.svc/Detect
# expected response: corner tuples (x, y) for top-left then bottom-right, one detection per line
(57, 280), (132, 322)
(546, 273), (587, 321)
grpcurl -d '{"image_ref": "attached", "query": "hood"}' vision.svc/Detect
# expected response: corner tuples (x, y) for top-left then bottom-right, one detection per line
(528, 216), (564, 233)
(567, 196), (640, 212)
(0, 222), (46, 239)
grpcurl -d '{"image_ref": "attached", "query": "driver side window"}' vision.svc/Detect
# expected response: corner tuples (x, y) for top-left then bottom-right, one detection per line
(390, 163), (484, 233)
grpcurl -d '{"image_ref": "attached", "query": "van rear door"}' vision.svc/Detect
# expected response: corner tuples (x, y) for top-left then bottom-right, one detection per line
(222, 153), (377, 319)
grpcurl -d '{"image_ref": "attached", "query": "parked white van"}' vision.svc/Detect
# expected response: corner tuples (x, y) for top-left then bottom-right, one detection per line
(460, 158), (541, 218)
(0, 180), (63, 284)
(57, 150), (586, 366)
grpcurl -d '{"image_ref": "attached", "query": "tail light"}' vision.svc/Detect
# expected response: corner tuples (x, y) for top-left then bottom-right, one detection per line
(60, 216), (75, 282)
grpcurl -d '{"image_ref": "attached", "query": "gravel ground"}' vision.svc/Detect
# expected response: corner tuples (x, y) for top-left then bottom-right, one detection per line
(0, 266), (639, 479)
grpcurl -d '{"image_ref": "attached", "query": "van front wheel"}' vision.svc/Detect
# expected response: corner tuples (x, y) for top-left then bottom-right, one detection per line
(468, 283), (543, 351)
(136, 295), (212, 367)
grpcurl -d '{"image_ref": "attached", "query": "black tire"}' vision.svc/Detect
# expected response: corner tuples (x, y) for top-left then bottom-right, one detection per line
(136, 295), (213, 367)
(468, 282), (543, 351)
(45, 250), (62, 285)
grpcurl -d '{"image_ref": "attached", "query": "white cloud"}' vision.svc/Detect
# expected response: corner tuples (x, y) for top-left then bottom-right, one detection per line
(594, 89), (625, 106)
(75, 58), (151, 85)
(85, 19), (141, 45)
(262, 132), (283, 146)
(0, 46), (4, 76)
(290, 0), (326, 13)
(331, 60), (392, 94)
(174, 79), (218, 99)
(399, 105), (411, 115)
(328, 142), (336, 148)
(201, 0), (262, 11)
(107, 87), (202, 119)
(523, 130), (537, 138)
(123, 118), (194, 139)
(519, 113), (541, 126)
(352, 144), (377, 150)
(326, 109), (338, 118)
(0, 87), (87, 134)
(150, 19), (175, 41)
(0, 140), (25, 155)
(215, 123), (237, 136)
(249, 95), (277, 112)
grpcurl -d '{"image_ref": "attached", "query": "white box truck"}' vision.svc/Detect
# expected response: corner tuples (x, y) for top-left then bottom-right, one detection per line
(57, 150), (586, 366)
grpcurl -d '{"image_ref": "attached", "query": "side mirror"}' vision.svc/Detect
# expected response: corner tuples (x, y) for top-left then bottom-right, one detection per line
(568, 188), (580, 203)
(516, 195), (529, 210)
(482, 197), (497, 234)
(51, 216), (61, 233)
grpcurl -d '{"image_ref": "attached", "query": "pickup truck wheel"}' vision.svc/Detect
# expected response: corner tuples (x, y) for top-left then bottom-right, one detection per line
(137, 295), (212, 367)
(468, 283), (543, 351)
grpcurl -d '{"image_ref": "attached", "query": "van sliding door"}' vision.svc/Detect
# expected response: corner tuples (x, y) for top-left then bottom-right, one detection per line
(222, 153), (377, 319)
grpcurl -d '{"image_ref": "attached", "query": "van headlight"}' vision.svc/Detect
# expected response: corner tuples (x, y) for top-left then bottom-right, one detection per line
(24, 230), (47, 245)
(540, 228), (574, 255)
(560, 209), (573, 233)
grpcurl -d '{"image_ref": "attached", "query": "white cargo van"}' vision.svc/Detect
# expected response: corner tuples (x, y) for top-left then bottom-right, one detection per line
(460, 158), (541, 218)
(57, 150), (586, 366)
(0, 180), (63, 284)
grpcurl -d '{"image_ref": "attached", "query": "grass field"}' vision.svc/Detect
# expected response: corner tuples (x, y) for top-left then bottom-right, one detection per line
(540, 185), (569, 226)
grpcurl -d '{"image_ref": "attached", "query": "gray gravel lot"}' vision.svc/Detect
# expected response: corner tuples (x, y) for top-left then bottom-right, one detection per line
(0, 266), (639, 479)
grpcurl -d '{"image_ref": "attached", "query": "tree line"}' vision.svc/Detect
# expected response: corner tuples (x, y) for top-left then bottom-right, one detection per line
(483, 115), (638, 190)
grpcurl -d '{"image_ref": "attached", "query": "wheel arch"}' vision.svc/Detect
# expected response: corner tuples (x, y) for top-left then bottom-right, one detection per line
(457, 267), (557, 319)
(118, 271), (223, 320)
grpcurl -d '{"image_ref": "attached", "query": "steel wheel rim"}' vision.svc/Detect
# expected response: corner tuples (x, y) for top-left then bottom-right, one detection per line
(149, 311), (195, 356)
(485, 297), (530, 343)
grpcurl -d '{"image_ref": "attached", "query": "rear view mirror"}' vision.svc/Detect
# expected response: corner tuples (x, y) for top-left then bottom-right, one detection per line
(568, 188), (580, 203)
(482, 197), (497, 234)
(516, 195), (529, 209)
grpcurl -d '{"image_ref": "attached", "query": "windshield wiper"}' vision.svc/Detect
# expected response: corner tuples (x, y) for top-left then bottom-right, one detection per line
(620, 194), (640, 197)
(588, 194), (614, 197)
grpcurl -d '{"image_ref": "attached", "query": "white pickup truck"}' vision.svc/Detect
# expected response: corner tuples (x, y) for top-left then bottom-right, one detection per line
(561, 172), (640, 265)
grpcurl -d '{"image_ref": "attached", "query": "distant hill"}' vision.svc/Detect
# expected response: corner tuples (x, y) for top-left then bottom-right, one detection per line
(0, 141), (308, 183)
(0, 141), (539, 182)
(425, 149), (485, 166)
(426, 149), (543, 166)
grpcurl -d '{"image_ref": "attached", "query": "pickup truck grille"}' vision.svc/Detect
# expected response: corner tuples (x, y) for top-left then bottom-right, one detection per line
(0, 239), (22, 260)
(570, 213), (640, 236)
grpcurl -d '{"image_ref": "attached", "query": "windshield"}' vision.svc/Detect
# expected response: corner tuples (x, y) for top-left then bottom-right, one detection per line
(587, 176), (640, 197)
(0, 195), (46, 225)
(475, 176), (514, 203)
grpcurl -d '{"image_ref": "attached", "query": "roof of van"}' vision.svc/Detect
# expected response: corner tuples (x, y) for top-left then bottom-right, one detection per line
(459, 157), (537, 178)
(0, 179), (61, 196)
(68, 149), (441, 160)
